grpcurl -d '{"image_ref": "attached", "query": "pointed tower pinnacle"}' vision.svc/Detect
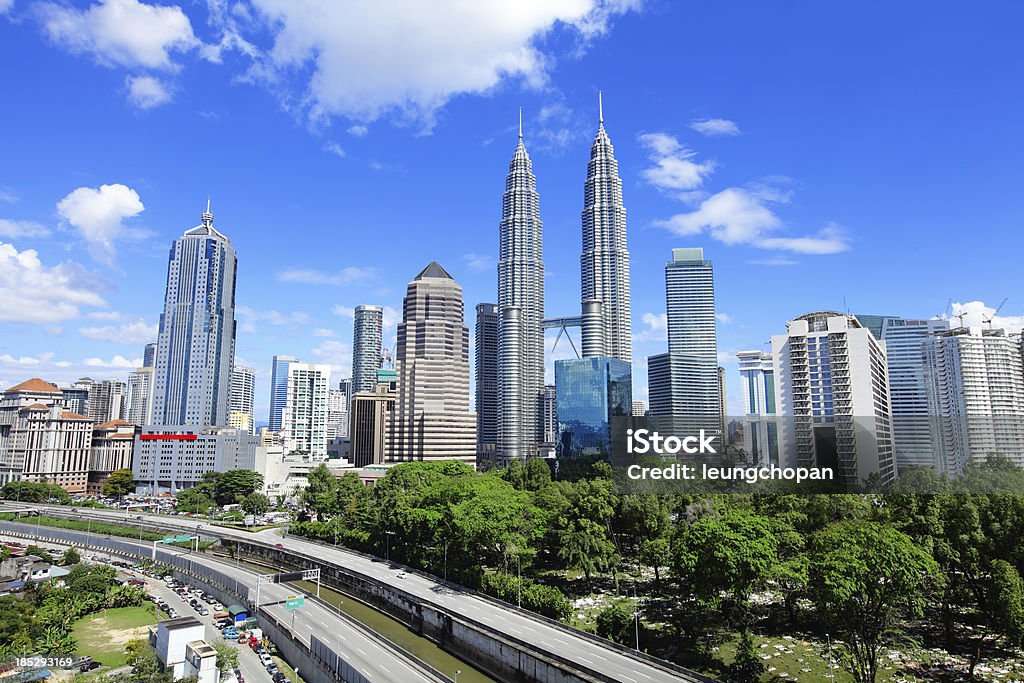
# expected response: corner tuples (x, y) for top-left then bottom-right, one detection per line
(598, 90), (604, 125)
(518, 107), (523, 139)
(201, 196), (213, 227)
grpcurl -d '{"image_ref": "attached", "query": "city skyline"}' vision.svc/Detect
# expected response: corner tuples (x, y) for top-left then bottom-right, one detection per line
(2, 1), (1024, 424)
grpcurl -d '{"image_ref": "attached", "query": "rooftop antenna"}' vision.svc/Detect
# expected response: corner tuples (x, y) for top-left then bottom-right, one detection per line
(518, 107), (522, 139)
(598, 90), (604, 125)
(982, 297), (1008, 329)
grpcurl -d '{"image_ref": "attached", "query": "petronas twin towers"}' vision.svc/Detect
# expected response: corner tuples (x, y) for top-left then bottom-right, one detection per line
(496, 96), (631, 463)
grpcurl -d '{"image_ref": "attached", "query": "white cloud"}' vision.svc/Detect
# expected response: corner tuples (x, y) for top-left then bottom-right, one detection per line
(312, 328), (335, 337)
(56, 183), (145, 266)
(83, 355), (142, 369)
(0, 353), (55, 366)
(690, 118), (740, 136)
(632, 312), (667, 342)
(716, 312), (732, 324)
(347, 125), (368, 137)
(0, 0), (12, 15)
(951, 300), (1024, 333)
(79, 319), (158, 344)
(126, 74), (173, 108)
(462, 253), (495, 272)
(747, 258), (797, 267)
(324, 142), (346, 158)
(654, 186), (851, 254)
(39, 0), (200, 70)
(236, 306), (312, 333)
(234, 0), (639, 127)
(310, 339), (351, 374)
(0, 219), (51, 239)
(638, 132), (715, 194)
(0, 242), (108, 323)
(277, 266), (378, 286)
(0, 188), (17, 202)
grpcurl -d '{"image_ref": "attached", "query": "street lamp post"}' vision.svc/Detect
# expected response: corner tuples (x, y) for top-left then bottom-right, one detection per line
(385, 530), (394, 562)
(826, 633), (834, 681)
(633, 585), (640, 651)
(516, 554), (521, 608)
(454, 669), (460, 683)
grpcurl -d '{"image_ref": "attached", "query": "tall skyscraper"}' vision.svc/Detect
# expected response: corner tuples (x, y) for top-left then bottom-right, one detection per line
(143, 342), (157, 368)
(325, 387), (349, 441)
(352, 305), (384, 396)
(736, 350), (779, 466)
(541, 384), (557, 446)
(229, 365), (256, 434)
(389, 262), (476, 464)
(350, 369), (396, 468)
(924, 326), (1024, 473)
(772, 311), (896, 486)
(125, 366), (155, 426)
(87, 379), (127, 424)
(496, 119), (546, 463)
(269, 355), (299, 432)
(580, 93), (631, 363)
(151, 202), (237, 426)
(282, 363), (331, 459)
(647, 248), (720, 437)
(878, 317), (951, 470)
(475, 303), (499, 463)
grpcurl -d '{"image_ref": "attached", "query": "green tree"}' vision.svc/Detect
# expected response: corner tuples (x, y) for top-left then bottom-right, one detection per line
(672, 508), (778, 629)
(727, 630), (765, 683)
(61, 547), (81, 566)
(215, 470), (263, 505)
(102, 469), (135, 498)
(595, 599), (635, 644)
(302, 464), (340, 517)
(26, 545), (53, 563)
(557, 518), (618, 586)
(240, 492), (270, 517)
(809, 521), (940, 683)
(213, 643), (239, 680)
(175, 487), (215, 514)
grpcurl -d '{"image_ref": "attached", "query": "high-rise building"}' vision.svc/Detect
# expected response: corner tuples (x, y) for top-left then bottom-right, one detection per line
(350, 370), (396, 468)
(475, 303), (499, 463)
(86, 379), (127, 424)
(143, 342), (158, 368)
(151, 203), (237, 427)
(924, 326), (1024, 473)
(126, 366), (155, 426)
(352, 305), (384, 396)
(541, 384), (557, 446)
(631, 400), (646, 417)
(269, 355), (300, 432)
(228, 366), (256, 435)
(736, 350), (779, 466)
(281, 363), (331, 459)
(647, 248), (720, 437)
(497, 121), (546, 463)
(88, 420), (138, 495)
(772, 312), (896, 486)
(66, 378), (93, 416)
(580, 94), (631, 363)
(0, 379), (93, 491)
(325, 388), (349, 441)
(132, 426), (257, 493)
(389, 262), (476, 464)
(878, 317), (952, 470)
(555, 357), (632, 459)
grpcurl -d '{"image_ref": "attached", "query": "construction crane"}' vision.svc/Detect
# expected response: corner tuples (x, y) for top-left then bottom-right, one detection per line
(937, 298), (952, 321)
(978, 296), (1003, 329)
(952, 307), (968, 327)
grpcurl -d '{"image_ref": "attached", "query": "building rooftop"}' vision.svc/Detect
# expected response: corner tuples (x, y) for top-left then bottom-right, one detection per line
(6, 378), (61, 394)
(20, 404), (50, 412)
(95, 419), (131, 429)
(158, 615), (204, 631)
(414, 261), (453, 280)
(59, 411), (91, 421)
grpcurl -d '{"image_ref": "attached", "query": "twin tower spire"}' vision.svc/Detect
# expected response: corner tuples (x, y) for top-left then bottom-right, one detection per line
(496, 93), (632, 463)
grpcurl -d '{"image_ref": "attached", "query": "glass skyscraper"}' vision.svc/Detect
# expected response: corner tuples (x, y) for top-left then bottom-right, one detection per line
(151, 203), (236, 427)
(352, 305), (384, 396)
(269, 355), (299, 432)
(555, 357), (632, 459)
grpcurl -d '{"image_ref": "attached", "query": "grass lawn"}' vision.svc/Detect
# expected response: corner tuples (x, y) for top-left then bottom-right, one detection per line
(74, 605), (158, 668)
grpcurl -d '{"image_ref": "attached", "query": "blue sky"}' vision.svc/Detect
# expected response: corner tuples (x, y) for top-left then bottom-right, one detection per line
(1, 0), (1023, 421)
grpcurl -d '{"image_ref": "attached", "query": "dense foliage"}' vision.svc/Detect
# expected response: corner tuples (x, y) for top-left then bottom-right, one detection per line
(291, 457), (1024, 682)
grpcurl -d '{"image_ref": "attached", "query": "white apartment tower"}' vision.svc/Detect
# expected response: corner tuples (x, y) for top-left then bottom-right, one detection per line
(580, 93), (632, 363)
(772, 312), (896, 486)
(151, 202), (237, 427)
(389, 262), (476, 464)
(228, 365), (256, 434)
(125, 366), (155, 426)
(282, 363), (331, 459)
(497, 118), (545, 463)
(924, 327), (1024, 473)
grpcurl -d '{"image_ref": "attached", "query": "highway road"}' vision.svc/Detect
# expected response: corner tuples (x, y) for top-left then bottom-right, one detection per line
(1, 502), (713, 683)
(0, 517), (445, 683)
